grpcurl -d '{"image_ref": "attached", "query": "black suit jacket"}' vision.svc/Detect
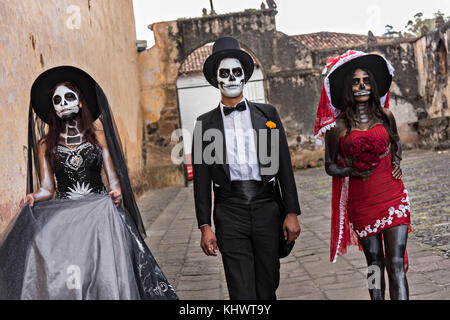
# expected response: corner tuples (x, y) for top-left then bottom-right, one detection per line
(192, 100), (301, 228)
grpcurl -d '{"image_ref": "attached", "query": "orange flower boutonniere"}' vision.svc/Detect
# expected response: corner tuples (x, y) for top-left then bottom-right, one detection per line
(266, 120), (277, 129)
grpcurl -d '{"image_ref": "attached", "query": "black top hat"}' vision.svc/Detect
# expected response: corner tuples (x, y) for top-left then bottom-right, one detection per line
(30, 66), (100, 124)
(203, 37), (255, 88)
(328, 54), (392, 110)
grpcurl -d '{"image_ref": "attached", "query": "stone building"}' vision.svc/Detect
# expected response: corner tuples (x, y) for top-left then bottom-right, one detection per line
(141, 8), (449, 171)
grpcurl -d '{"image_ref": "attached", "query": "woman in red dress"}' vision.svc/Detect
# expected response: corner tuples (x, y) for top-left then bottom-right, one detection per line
(314, 51), (411, 300)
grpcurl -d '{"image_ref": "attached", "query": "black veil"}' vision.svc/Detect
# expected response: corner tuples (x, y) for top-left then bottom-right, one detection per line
(26, 67), (147, 238)
(95, 84), (147, 238)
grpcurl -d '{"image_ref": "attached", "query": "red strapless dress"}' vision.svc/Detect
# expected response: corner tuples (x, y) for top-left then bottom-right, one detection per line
(329, 123), (411, 267)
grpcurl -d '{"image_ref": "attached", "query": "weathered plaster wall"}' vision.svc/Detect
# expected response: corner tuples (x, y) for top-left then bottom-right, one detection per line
(139, 21), (181, 141)
(410, 23), (450, 149)
(137, 24), (186, 188)
(268, 71), (322, 135)
(414, 25), (450, 119)
(0, 0), (143, 233)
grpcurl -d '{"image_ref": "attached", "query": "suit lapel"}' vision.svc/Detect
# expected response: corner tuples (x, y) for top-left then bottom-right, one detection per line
(248, 101), (273, 183)
(248, 101), (268, 132)
(208, 105), (230, 181)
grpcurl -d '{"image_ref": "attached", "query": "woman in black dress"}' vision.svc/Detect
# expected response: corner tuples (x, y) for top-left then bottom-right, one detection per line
(0, 66), (178, 300)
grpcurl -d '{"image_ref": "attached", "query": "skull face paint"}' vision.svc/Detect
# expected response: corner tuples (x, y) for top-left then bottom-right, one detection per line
(217, 58), (245, 98)
(352, 69), (371, 103)
(52, 85), (80, 119)
(351, 69), (372, 123)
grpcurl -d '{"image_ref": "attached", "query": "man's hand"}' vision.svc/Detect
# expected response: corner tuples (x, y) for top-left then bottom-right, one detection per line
(283, 213), (301, 244)
(200, 225), (218, 256)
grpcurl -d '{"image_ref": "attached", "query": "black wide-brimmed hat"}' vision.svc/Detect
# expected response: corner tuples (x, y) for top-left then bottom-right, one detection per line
(328, 54), (392, 110)
(30, 66), (100, 123)
(203, 37), (255, 88)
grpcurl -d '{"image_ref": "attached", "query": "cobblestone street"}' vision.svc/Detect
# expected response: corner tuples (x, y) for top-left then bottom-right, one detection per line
(137, 149), (450, 300)
(402, 150), (450, 258)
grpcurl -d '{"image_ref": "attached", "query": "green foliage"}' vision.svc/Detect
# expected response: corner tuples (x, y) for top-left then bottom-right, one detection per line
(404, 12), (434, 36)
(384, 24), (403, 37)
(383, 11), (449, 38)
(245, 8), (260, 14)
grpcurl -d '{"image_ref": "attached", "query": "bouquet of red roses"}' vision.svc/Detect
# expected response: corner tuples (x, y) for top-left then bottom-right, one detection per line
(348, 136), (388, 181)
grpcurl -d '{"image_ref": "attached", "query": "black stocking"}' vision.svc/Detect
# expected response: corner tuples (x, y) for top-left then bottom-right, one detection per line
(383, 224), (409, 300)
(360, 232), (386, 300)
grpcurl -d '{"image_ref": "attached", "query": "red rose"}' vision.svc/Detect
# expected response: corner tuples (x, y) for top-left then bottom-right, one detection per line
(354, 162), (371, 171)
(348, 136), (388, 179)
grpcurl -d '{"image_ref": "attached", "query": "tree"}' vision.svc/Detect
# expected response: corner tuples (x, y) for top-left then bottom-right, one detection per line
(403, 12), (437, 36)
(434, 11), (445, 19)
(383, 11), (449, 38)
(383, 24), (402, 38)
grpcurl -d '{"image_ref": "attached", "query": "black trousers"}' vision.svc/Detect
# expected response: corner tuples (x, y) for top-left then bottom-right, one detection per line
(213, 199), (281, 300)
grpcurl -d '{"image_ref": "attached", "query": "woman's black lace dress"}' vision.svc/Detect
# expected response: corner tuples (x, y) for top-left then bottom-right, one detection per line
(0, 142), (178, 300)
(53, 142), (108, 200)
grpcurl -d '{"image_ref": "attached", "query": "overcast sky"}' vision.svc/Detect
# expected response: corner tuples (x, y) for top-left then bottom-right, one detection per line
(133, 0), (449, 47)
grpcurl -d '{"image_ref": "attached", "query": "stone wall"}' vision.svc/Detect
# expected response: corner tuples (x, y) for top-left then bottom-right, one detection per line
(142, 10), (449, 149)
(410, 117), (450, 149)
(0, 0), (143, 233)
(140, 9), (314, 151)
(414, 24), (450, 119)
(137, 23), (186, 188)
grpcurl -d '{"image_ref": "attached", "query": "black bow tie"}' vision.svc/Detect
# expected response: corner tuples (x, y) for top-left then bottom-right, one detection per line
(223, 101), (246, 116)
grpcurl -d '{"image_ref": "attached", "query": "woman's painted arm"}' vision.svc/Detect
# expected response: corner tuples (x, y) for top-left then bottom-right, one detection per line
(21, 141), (55, 207)
(324, 120), (372, 179)
(97, 131), (122, 206)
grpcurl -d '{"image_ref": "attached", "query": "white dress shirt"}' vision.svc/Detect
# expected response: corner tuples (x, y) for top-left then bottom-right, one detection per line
(219, 98), (261, 182)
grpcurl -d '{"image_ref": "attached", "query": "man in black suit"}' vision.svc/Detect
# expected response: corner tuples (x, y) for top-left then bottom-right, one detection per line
(192, 37), (301, 300)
